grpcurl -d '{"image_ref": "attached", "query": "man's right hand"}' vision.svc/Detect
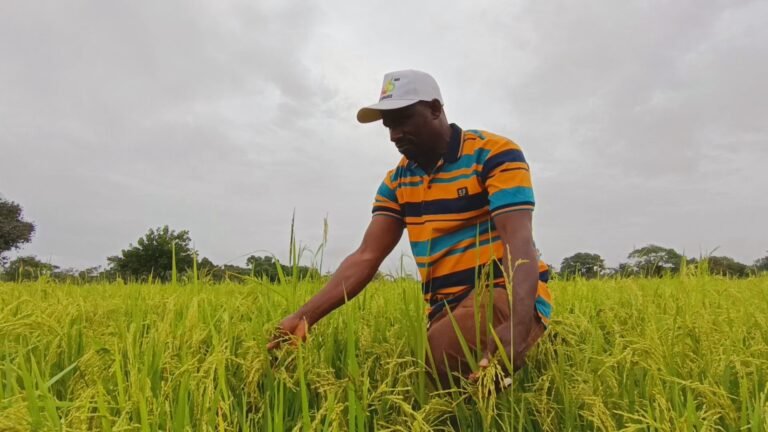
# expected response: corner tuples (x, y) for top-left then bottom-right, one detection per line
(266, 313), (310, 350)
(265, 215), (404, 352)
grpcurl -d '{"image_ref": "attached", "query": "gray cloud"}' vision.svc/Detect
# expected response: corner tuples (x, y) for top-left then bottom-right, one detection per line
(1, 0), (766, 273)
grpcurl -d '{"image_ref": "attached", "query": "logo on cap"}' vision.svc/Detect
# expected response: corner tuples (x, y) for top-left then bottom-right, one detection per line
(380, 77), (400, 100)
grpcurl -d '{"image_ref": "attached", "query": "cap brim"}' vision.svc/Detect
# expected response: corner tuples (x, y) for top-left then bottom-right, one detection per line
(356, 99), (419, 123)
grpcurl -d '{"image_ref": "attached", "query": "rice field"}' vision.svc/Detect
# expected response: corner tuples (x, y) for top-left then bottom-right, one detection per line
(1, 274), (767, 431)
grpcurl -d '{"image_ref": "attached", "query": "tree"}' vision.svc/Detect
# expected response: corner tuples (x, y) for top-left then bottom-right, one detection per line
(605, 262), (637, 278)
(705, 256), (750, 278)
(107, 226), (196, 282)
(627, 244), (683, 277)
(559, 252), (605, 279)
(246, 255), (280, 281)
(1, 255), (56, 282)
(198, 256), (216, 273)
(0, 198), (36, 266)
(755, 253), (768, 274)
(191, 256), (280, 283)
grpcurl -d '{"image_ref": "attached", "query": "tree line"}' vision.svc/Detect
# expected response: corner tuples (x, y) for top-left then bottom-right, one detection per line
(558, 246), (768, 279)
(0, 197), (317, 283)
(1, 196), (767, 282)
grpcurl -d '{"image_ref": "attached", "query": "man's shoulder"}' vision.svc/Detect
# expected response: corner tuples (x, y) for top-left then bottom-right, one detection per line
(464, 129), (519, 148)
(381, 157), (411, 183)
(459, 129), (523, 162)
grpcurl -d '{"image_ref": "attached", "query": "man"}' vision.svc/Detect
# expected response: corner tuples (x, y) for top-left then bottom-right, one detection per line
(267, 70), (553, 388)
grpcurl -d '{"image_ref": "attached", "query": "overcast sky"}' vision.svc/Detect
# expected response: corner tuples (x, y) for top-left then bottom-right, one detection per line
(1, 0), (766, 274)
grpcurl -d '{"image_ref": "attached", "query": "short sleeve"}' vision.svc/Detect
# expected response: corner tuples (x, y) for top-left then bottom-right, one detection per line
(481, 139), (535, 217)
(372, 170), (403, 220)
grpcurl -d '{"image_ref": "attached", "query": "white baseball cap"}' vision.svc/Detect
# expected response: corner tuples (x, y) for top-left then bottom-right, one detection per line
(356, 69), (443, 123)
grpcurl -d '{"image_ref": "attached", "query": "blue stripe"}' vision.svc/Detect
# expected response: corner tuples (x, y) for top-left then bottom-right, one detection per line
(539, 268), (550, 283)
(446, 148), (492, 172)
(429, 172), (478, 185)
(398, 180), (424, 188)
(425, 261), (504, 293)
(399, 161), (428, 177)
(416, 234), (501, 268)
(481, 149), (527, 181)
(410, 221), (493, 259)
(389, 146), (492, 187)
(489, 187), (535, 212)
(535, 296), (552, 320)
(376, 182), (397, 203)
(402, 191), (488, 219)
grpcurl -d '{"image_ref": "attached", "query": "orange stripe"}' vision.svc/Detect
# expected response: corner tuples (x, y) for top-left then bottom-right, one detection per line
(537, 281), (553, 303)
(425, 245), (505, 279)
(490, 206), (535, 217)
(492, 161), (529, 171)
(431, 165), (484, 179)
(486, 170), (533, 190)
(398, 181), (483, 203)
(413, 232), (499, 265)
(414, 232), (501, 265)
(459, 134), (521, 155)
(393, 175), (425, 187)
(417, 182), (483, 200)
(405, 216), (491, 243)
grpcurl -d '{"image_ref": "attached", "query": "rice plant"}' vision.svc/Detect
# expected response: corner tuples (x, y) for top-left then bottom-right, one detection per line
(0, 272), (766, 430)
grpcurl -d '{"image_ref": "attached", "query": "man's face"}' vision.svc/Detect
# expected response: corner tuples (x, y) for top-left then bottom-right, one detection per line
(381, 101), (440, 161)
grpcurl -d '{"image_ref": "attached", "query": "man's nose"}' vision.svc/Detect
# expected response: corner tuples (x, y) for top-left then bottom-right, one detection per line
(389, 127), (403, 143)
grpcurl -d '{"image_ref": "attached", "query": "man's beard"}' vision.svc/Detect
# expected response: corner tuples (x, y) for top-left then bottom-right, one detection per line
(396, 138), (420, 160)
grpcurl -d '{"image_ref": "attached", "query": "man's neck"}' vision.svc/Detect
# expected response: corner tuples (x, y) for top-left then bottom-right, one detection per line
(414, 123), (453, 174)
(414, 156), (441, 174)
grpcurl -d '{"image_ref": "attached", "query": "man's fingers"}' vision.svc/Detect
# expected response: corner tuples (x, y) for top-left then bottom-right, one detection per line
(469, 356), (491, 382)
(267, 318), (310, 351)
(266, 336), (285, 351)
(266, 325), (291, 351)
(266, 334), (286, 351)
(297, 317), (309, 339)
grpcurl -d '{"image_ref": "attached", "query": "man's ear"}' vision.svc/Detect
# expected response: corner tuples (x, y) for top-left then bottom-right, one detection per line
(428, 99), (443, 119)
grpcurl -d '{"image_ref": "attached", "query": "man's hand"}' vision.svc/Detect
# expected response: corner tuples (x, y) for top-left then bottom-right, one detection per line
(468, 210), (539, 382)
(266, 313), (310, 350)
(469, 318), (544, 382)
(468, 357), (492, 382)
(265, 215), (404, 352)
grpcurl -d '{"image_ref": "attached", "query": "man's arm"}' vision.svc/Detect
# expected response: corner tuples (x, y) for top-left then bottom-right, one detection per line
(473, 210), (539, 373)
(471, 136), (540, 376)
(267, 215), (404, 350)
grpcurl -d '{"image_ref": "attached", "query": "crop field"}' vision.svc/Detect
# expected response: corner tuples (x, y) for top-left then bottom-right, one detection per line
(1, 274), (767, 431)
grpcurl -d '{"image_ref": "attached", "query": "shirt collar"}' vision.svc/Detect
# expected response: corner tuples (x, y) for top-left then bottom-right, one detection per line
(444, 123), (463, 163)
(406, 123), (463, 170)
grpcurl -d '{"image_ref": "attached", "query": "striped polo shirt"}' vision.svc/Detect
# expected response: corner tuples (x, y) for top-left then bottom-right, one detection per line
(373, 124), (551, 321)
